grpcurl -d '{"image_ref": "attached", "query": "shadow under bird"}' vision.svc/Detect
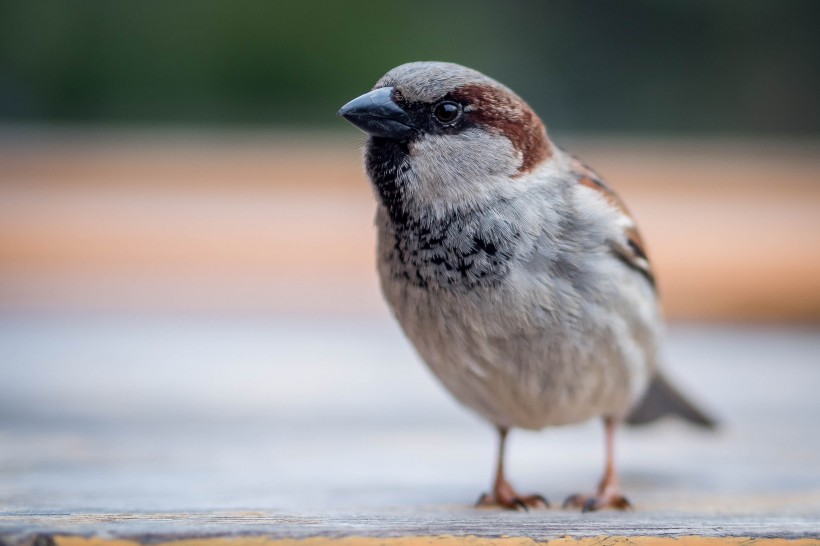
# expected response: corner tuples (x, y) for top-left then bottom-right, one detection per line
(339, 61), (714, 512)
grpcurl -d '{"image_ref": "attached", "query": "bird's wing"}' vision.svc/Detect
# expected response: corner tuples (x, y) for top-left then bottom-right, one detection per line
(569, 158), (717, 428)
(570, 157), (656, 290)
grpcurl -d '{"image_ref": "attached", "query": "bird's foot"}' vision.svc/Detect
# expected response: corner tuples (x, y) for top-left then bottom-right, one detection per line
(476, 491), (550, 511)
(475, 478), (549, 511)
(562, 492), (632, 513)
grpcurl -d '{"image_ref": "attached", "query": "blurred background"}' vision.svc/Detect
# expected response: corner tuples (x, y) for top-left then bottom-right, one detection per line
(1, 0), (819, 516)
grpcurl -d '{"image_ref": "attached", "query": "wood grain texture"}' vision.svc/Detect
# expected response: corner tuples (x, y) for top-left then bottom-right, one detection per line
(1, 514), (819, 543)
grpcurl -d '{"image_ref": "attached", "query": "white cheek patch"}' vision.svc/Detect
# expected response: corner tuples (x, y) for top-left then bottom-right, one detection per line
(406, 129), (520, 212)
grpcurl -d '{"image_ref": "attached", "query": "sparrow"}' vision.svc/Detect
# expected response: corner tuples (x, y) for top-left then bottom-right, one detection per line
(338, 61), (714, 512)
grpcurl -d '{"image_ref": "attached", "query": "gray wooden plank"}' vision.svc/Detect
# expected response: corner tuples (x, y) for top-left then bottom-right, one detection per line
(0, 319), (819, 540)
(1, 511), (819, 541)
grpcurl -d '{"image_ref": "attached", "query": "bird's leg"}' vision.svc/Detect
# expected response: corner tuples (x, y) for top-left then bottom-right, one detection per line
(564, 417), (632, 512)
(476, 426), (549, 511)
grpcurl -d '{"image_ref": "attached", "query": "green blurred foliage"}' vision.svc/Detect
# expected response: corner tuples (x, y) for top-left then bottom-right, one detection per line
(0, 0), (818, 133)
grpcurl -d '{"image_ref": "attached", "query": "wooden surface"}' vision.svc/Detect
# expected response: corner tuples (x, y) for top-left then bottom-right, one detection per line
(0, 128), (819, 321)
(1, 514), (819, 542)
(0, 319), (819, 542)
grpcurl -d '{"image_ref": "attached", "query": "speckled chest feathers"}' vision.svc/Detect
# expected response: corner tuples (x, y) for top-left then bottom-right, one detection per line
(366, 138), (523, 291)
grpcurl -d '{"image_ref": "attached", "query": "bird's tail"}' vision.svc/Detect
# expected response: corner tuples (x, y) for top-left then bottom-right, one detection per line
(626, 372), (716, 428)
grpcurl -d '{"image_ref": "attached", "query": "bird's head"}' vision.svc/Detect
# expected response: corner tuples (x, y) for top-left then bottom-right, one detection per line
(339, 62), (552, 220)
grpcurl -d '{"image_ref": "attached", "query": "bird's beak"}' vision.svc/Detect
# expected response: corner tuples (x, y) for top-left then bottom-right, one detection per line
(338, 87), (415, 140)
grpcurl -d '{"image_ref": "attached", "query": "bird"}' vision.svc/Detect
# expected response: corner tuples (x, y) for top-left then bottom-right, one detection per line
(338, 61), (714, 512)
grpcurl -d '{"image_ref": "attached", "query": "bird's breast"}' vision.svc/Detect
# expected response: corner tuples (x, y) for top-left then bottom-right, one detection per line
(378, 207), (523, 291)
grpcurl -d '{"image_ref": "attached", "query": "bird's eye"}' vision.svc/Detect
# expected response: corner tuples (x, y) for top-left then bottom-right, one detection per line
(433, 102), (461, 124)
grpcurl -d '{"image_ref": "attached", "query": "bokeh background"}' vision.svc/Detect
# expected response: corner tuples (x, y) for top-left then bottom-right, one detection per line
(1, 0), (819, 515)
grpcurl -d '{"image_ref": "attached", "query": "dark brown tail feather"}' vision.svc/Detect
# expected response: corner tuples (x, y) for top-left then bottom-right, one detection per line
(626, 372), (717, 428)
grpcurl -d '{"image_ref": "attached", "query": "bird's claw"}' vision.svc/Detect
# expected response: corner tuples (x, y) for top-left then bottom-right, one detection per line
(563, 493), (632, 512)
(476, 491), (550, 511)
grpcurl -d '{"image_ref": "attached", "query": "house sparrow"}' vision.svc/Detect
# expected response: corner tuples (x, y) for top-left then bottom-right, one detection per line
(338, 61), (713, 512)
